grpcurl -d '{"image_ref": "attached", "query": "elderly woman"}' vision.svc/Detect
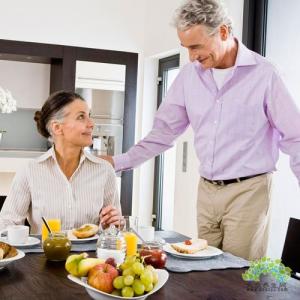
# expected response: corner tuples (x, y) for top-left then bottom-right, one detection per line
(0, 91), (121, 233)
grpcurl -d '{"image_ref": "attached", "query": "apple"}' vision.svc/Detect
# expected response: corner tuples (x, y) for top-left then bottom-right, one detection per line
(88, 263), (119, 294)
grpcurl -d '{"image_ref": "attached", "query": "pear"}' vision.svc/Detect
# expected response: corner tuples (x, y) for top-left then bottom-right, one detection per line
(77, 258), (105, 277)
(65, 252), (88, 276)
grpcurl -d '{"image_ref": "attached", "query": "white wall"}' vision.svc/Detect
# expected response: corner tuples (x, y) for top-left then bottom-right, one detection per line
(0, 0), (146, 53)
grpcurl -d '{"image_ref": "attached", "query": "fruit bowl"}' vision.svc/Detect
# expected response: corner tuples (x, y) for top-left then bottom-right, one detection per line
(67, 269), (169, 300)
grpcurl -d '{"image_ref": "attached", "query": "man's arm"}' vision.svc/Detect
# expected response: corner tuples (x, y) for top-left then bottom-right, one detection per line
(100, 69), (190, 172)
(117, 70), (189, 172)
(266, 70), (300, 183)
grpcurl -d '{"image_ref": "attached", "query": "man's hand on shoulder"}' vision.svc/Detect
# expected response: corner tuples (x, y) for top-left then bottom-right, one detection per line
(99, 155), (114, 167)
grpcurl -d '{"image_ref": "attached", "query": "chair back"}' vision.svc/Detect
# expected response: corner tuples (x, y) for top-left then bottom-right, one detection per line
(281, 217), (300, 277)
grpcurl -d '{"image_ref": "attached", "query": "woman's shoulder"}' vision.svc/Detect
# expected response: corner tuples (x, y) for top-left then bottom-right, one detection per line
(83, 150), (115, 172)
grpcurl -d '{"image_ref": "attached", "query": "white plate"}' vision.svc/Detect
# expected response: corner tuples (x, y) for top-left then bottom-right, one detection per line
(163, 243), (223, 260)
(68, 269), (169, 300)
(0, 236), (40, 248)
(67, 230), (99, 243)
(0, 249), (25, 270)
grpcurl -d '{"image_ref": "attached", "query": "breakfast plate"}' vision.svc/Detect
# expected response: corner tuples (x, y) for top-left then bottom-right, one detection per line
(0, 236), (40, 248)
(68, 268), (169, 300)
(67, 230), (99, 243)
(0, 249), (25, 270)
(163, 243), (223, 260)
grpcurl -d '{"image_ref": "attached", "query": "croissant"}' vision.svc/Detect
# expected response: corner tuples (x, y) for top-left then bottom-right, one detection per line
(0, 242), (18, 259)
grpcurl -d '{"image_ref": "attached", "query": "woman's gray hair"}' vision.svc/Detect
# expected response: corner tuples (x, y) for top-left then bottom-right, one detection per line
(173, 0), (233, 35)
(46, 107), (65, 141)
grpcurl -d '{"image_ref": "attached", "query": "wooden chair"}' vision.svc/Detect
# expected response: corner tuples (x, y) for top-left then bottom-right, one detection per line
(281, 217), (300, 280)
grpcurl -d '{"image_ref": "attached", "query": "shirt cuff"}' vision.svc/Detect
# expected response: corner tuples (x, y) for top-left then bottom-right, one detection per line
(113, 153), (132, 172)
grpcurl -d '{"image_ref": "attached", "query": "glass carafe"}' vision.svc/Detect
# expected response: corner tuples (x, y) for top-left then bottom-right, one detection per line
(96, 224), (126, 265)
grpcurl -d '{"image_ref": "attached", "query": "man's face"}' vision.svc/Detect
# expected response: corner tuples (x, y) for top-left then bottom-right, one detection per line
(177, 24), (227, 69)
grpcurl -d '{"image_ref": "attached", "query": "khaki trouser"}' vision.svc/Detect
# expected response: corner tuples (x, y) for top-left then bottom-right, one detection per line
(197, 173), (272, 261)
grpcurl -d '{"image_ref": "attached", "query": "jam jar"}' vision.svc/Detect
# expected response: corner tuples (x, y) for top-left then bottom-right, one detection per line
(139, 241), (167, 268)
(43, 232), (72, 261)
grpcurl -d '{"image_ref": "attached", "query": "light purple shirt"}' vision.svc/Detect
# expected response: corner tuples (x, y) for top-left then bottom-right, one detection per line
(114, 40), (300, 182)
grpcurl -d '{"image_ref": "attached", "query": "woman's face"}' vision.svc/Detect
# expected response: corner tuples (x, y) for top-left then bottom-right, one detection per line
(54, 99), (94, 147)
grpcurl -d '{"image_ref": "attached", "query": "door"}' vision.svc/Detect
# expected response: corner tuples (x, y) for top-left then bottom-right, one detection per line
(152, 54), (179, 230)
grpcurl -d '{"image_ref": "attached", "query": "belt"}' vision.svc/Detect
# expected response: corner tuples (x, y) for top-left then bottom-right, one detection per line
(202, 173), (267, 186)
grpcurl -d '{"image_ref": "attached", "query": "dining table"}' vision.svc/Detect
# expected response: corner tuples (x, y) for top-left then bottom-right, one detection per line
(1, 231), (300, 300)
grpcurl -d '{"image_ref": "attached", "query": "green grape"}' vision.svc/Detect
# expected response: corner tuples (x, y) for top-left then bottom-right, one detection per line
(144, 282), (154, 292)
(125, 255), (136, 265)
(145, 265), (158, 284)
(140, 269), (153, 286)
(145, 265), (155, 272)
(132, 279), (145, 295)
(152, 270), (159, 285)
(122, 286), (134, 297)
(111, 289), (121, 296)
(124, 275), (134, 286)
(113, 276), (124, 289)
(132, 262), (144, 275)
(122, 267), (135, 276)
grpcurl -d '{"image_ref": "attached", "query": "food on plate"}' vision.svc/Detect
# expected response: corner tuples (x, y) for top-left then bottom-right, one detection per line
(65, 252), (104, 277)
(88, 263), (119, 294)
(0, 242), (18, 260)
(171, 238), (208, 254)
(72, 224), (98, 239)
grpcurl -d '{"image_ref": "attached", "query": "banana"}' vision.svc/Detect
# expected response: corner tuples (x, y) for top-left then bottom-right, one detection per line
(65, 252), (88, 276)
(77, 258), (105, 277)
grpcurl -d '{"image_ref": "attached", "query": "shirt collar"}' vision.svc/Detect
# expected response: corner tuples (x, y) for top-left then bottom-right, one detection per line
(36, 146), (102, 165)
(193, 38), (257, 72)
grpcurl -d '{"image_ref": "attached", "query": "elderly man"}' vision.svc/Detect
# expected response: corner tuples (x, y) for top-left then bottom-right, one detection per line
(101, 0), (300, 260)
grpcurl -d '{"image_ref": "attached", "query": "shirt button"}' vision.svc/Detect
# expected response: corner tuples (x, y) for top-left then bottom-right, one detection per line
(214, 120), (217, 125)
(216, 99), (220, 103)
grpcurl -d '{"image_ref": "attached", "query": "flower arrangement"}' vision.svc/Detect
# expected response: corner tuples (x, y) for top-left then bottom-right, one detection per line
(0, 86), (17, 114)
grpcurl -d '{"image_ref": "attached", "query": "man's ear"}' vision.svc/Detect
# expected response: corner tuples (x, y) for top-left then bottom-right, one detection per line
(50, 121), (63, 136)
(219, 24), (229, 40)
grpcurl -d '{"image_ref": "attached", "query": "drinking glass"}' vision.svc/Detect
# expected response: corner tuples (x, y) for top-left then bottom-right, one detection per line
(122, 216), (138, 256)
(41, 219), (61, 242)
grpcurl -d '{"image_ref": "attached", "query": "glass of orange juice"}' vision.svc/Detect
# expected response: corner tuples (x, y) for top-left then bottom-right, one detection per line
(122, 216), (138, 256)
(42, 219), (61, 242)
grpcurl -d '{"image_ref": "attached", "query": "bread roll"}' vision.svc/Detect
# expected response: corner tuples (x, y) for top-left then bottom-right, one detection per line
(0, 242), (18, 259)
(72, 224), (99, 239)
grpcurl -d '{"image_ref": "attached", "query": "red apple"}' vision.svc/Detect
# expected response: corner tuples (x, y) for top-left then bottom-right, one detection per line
(87, 263), (119, 294)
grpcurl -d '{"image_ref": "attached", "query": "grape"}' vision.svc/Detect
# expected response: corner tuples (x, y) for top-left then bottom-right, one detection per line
(132, 279), (145, 295)
(123, 275), (134, 286)
(122, 267), (135, 277)
(145, 265), (155, 272)
(132, 262), (144, 275)
(144, 282), (154, 292)
(113, 276), (124, 289)
(105, 257), (117, 268)
(121, 286), (134, 297)
(125, 255), (136, 265)
(111, 289), (121, 296)
(140, 270), (153, 286)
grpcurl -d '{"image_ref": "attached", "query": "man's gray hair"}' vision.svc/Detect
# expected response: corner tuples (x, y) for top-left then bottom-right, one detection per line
(173, 0), (233, 35)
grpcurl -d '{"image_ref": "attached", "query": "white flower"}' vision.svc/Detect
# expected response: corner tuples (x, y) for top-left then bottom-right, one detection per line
(0, 86), (17, 114)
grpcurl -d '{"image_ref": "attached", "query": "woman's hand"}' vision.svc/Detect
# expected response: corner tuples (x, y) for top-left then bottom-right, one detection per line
(99, 205), (121, 228)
